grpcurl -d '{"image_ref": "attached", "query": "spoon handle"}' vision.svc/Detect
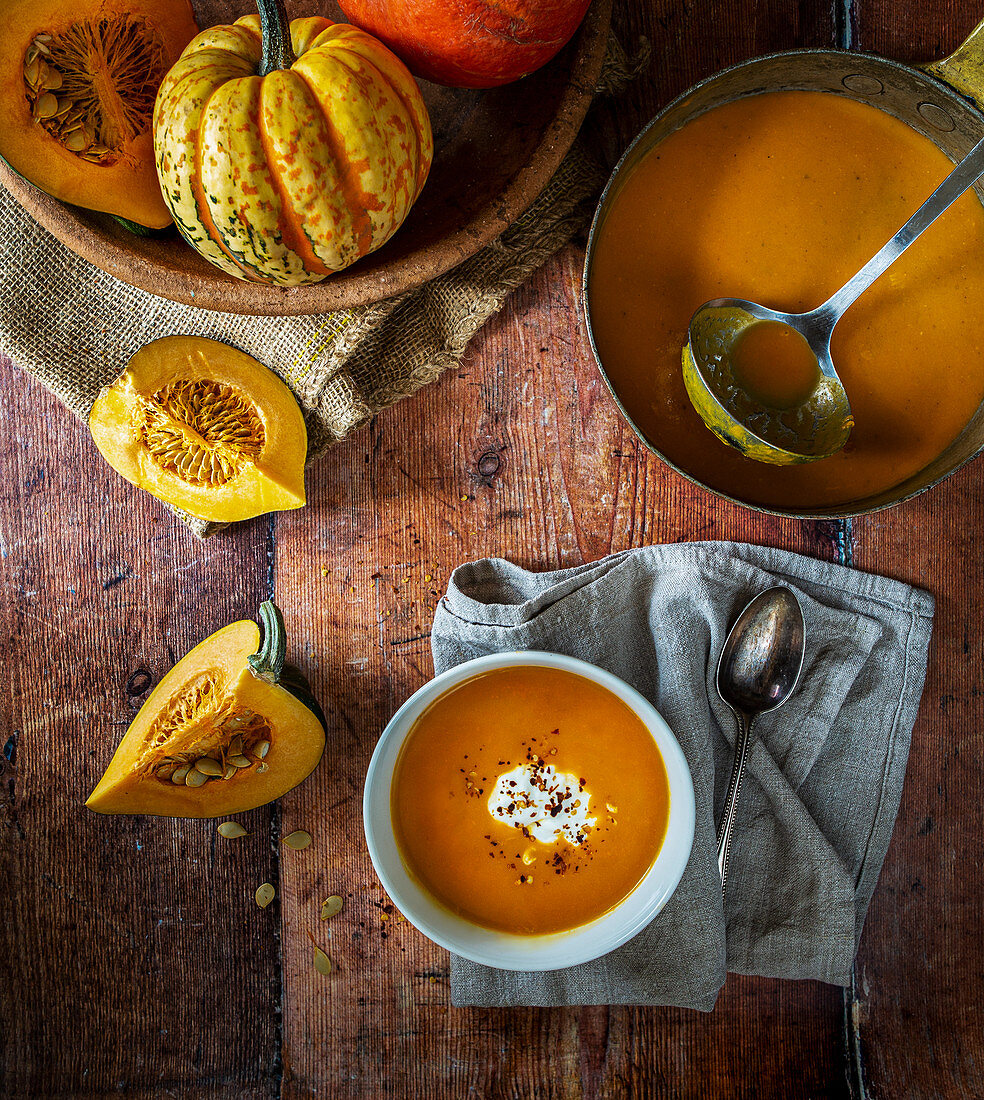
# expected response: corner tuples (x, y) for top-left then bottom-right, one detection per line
(716, 709), (755, 894)
(817, 133), (984, 323)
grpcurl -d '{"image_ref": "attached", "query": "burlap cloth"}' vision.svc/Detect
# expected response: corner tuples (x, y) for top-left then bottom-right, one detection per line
(432, 544), (935, 1008)
(0, 38), (644, 538)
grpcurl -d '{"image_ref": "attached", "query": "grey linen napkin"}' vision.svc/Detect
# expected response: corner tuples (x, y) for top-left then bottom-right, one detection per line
(430, 541), (934, 1009)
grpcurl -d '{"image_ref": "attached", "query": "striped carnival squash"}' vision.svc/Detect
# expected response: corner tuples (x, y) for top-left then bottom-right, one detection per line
(152, 0), (432, 285)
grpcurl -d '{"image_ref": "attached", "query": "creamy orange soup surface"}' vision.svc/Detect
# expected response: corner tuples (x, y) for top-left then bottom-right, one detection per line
(588, 90), (984, 509)
(391, 665), (671, 935)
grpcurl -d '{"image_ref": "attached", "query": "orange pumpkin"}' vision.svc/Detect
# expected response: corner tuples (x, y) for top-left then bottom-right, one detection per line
(153, 0), (433, 285)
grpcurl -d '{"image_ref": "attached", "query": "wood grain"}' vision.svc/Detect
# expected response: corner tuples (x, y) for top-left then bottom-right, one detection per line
(850, 464), (984, 1100)
(5, 0), (984, 1096)
(271, 240), (846, 1098)
(0, 365), (278, 1098)
(831, 8), (984, 1100)
(842, 12), (984, 1100)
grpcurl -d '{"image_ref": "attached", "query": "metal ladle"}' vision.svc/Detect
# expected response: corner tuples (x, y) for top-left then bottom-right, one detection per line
(683, 133), (984, 465)
(716, 586), (805, 893)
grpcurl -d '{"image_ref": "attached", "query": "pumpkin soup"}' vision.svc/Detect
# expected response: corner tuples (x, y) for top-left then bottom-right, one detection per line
(731, 320), (821, 411)
(391, 665), (670, 935)
(588, 90), (984, 509)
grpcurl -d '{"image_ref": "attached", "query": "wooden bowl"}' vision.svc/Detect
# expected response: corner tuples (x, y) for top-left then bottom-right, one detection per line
(0, 0), (612, 316)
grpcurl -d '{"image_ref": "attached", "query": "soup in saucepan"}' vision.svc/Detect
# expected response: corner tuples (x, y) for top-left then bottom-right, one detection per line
(391, 665), (670, 935)
(588, 90), (984, 510)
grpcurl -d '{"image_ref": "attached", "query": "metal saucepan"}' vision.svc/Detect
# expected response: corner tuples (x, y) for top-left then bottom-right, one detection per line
(583, 20), (984, 518)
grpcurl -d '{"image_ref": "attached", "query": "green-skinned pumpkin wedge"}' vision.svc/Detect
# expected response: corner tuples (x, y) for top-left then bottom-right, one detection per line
(88, 335), (307, 524)
(86, 602), (326, 817)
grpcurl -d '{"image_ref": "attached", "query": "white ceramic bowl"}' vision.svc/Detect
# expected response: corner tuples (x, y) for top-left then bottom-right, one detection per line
(363, 651), (696, 972)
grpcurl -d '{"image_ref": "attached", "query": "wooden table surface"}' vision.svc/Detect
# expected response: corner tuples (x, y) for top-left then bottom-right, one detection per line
(2, 1), (983, 1096)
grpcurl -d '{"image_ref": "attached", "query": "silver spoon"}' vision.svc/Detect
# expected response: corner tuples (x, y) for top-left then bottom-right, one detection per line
(683, 132), (984, 465)
(715, 586), (806, 893)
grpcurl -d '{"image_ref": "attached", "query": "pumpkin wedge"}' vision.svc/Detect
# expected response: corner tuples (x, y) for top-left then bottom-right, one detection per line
(0, 0), (198, 228)
(89, 335), (307, 523)
(87, 603), (326, 818)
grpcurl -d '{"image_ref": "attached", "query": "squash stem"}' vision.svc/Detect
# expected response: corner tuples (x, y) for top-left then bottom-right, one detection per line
(257, 0), (295, 75)
(249, 601), (287, 683)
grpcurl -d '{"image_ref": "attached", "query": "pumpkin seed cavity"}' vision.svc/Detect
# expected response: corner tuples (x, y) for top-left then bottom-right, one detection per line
(139, 380), (266, 488)
(143, 672), (275, 787)
(23, 17), (165, 164)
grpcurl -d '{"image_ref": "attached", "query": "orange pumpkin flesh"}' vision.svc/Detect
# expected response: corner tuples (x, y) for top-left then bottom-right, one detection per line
(0, 0), (198, 229)
(86, 604), (326, 818)
(88, 335), (307, 524)
(153, 6), (433, 285)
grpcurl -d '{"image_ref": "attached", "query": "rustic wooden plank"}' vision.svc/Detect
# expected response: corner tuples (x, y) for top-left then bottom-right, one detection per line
(849, 462), (984, 1100)
(0, 362), (277, 1098)
(852, 0), (982, 61)
(271, 0), (850, 1091)
(836, 5), (984, 1097)
(273, 223), (847, 1096)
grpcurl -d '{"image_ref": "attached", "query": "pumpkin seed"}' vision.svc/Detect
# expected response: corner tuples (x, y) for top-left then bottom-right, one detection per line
(185, 768), (208, 788)
(63, 129), (87, 153)
(33, 93), (58, 120)
(256, 761), (269, 774)
(229, 754), (251, 768)
(283, 830), (312, 851)
(256, 740), (270, 759)
(229, 734), (243, 757)
(255, 883), (275, 908)
(313, 947), (332, 976)
(24, 57), (42, 87)
(171, 765), (191, 785)
(218, 821), (248, 839)
(320, 896), (343, 920)
(222, 763), (237, 780)
(41, 68), (63, 91)
(194, 757), (224, 777)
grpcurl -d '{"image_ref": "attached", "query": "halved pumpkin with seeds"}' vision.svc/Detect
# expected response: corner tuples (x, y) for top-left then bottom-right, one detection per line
(88, 335), (307, 522)
(87, 602), (326, 818)
(0, 0), (198, 228)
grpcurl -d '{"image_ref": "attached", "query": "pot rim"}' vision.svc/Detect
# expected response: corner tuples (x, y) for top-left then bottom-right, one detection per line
(582, 45), (984, 520)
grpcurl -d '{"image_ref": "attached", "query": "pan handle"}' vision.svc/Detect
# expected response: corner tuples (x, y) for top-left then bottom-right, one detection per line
(923, 17), (984, 107)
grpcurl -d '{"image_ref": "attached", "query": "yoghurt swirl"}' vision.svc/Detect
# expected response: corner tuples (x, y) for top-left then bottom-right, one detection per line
(488, 760), (597, 846)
